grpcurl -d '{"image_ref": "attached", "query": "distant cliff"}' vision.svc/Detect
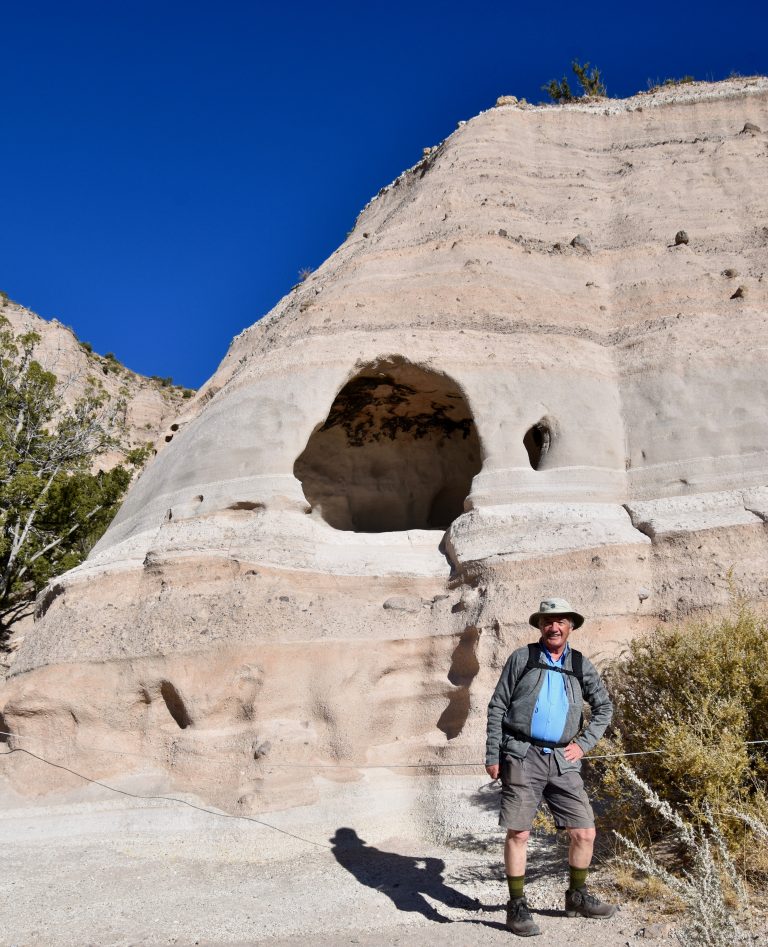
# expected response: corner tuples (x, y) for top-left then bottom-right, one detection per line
(0, 294), (193, 469)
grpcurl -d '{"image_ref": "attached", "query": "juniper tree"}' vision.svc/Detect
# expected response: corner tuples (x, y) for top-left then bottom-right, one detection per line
(0, 315), (132, 638)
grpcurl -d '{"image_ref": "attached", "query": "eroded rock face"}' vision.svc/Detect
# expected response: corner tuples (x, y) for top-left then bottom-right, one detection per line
(3, 79), (768, 827)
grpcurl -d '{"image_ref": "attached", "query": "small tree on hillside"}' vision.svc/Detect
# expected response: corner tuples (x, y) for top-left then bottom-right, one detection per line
(544, 60), (607, 102)
(0, 315), (133, 639)
(571, 60), (606, 97)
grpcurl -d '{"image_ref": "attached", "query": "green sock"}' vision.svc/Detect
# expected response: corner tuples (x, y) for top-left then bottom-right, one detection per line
(507, 875), (525, 900)
(569, 865), (589, 891)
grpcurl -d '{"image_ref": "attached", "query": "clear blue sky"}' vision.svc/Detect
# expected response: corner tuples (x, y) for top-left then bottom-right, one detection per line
(2, 1), (765, 388)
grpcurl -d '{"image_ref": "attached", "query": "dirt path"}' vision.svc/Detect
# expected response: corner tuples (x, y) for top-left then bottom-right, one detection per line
(0, 774), (674, 947)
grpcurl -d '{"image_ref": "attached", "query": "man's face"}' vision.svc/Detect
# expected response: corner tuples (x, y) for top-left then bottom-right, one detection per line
(539, 615), (573, 653)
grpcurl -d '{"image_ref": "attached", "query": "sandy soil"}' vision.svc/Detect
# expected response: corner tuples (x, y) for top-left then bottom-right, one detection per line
(0, 770), (674, 947)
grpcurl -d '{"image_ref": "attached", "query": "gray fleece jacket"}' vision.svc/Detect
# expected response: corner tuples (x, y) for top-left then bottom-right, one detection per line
(485, 642), (613, 772)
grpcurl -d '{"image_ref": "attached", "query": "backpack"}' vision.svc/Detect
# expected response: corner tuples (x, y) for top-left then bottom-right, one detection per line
(518, 642), (584, 692)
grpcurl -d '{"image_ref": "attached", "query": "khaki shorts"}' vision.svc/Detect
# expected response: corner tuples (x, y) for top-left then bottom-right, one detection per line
(499, 747), (595, 830)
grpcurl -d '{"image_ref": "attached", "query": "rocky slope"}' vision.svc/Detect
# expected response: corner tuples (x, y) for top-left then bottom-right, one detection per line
(1, 295), (192, 469)
(2, 78), (767, 838)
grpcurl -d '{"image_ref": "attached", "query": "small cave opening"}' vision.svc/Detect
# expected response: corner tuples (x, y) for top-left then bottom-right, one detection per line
(294, 358), (482, 532)
(0, 711), (9, 743)
(160, 681), (192, 729)
(523, 420), (552, 470)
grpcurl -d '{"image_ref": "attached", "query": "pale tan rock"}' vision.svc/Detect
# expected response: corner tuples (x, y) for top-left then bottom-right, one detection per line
(0, 299), (191, 467)
(3, 78), (768, 832)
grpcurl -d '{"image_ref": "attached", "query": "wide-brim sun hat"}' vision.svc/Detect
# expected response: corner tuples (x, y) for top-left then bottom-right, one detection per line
(529, 597), (584, 629)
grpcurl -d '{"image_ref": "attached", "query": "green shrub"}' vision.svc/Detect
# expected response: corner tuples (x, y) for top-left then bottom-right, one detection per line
(124, 445), (153, 468)
(544, 60), (606, 102)
(571, 60), (606, 97)
(596, 602), (768, 880)
(544, 76), (574, 103)
(80, 341), (93, 353)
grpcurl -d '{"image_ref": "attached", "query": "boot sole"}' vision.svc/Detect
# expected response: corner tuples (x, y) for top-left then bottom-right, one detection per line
(565, 908), (618, 919)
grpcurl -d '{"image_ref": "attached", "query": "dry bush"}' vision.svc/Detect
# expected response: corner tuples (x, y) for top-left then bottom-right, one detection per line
(614, 765), (756, 946)
(594, 602), (768, 881)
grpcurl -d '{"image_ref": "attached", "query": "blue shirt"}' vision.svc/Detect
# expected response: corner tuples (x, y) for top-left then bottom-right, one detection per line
(529, 644), (570, 753)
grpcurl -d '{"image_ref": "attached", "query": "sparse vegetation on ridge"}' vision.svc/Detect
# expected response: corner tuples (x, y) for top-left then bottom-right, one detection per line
(647, 75), (696, 93)
(544, 59), (606, 102)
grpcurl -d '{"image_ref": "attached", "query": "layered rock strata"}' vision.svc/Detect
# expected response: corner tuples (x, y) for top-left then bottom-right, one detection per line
(2, 79), (768, 826)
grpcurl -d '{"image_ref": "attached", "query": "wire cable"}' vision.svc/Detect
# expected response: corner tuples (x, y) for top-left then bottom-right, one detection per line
(0, 745), (331, 849)
(3, 733), (768, 850)
(3, 730), (767, 768)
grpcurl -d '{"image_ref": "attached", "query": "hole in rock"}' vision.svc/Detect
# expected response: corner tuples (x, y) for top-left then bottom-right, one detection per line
(160, 681), (192, 729)
(523, 420), (552, 470)
(294, 359), (482, 532)
(0, 712), (9, 743)
(228, 501), (265, 512)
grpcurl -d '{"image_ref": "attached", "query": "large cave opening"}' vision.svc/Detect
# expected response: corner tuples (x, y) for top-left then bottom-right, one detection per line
(294, 359), (482, 532)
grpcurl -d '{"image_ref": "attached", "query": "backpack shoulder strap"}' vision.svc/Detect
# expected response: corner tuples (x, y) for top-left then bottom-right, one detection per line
(525, 642), (540, 673)
(570, 648), (584, 691)
(509, 643), (542, 694)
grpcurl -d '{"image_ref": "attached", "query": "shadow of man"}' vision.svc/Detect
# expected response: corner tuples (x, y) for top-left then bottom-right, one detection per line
(330, 827), (479, 924)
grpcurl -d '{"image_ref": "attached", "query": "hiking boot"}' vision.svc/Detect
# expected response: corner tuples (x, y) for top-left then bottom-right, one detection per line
(505, 897), (541, 936)
(564, 886), (618, 919)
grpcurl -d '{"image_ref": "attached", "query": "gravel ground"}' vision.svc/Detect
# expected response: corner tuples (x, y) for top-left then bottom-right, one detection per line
(0, 773), (678, 947)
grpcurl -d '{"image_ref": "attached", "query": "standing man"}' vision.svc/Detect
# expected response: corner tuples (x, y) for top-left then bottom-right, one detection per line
(485, 597), (617, 937)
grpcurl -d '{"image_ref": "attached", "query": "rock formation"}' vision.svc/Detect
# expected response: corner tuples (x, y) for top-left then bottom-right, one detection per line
(1, 297), (191, 469)
(2, 78), (768, 832)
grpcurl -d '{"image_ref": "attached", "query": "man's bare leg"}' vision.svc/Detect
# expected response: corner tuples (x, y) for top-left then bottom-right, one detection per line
(567, 826), (595, 869)
(505, 829), (531, 876)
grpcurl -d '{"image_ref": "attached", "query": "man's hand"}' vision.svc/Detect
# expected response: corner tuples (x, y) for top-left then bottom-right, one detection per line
(563, 742), (585, 762)
(485, 763), (500, 780)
